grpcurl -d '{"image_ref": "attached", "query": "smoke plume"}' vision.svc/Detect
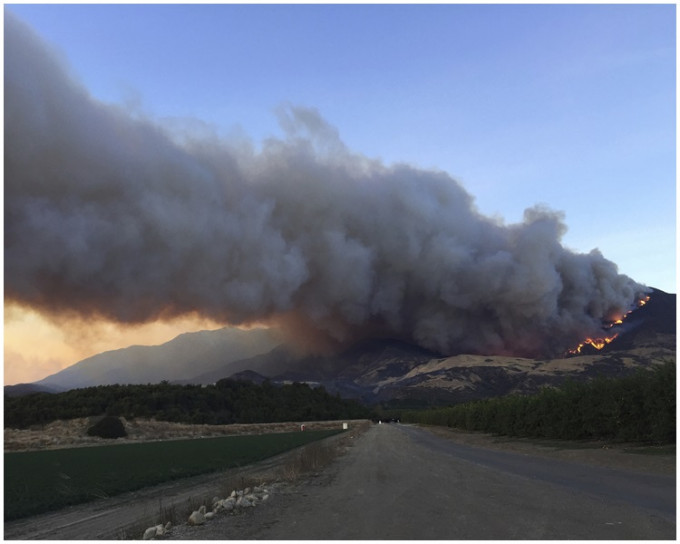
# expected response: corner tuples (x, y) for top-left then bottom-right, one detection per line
(5, 14), (648, 358)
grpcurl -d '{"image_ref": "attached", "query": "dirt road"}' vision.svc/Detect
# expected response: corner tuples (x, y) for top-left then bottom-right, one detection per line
(172, 423), (676, 540)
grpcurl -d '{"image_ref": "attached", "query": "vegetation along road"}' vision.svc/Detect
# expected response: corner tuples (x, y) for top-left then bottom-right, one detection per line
(175, 423), (675, 540)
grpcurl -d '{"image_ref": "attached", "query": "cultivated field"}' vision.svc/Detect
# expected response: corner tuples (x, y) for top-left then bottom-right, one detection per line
(5, 428), (343, 521)
(4, 420), (371, 540)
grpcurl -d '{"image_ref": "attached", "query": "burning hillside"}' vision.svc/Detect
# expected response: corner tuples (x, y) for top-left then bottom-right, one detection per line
(567, 295), (651, 355)
(8, 289), (672, 399)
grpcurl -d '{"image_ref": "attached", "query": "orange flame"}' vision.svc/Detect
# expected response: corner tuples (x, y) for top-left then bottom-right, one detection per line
(567, 294), (649, 355)
(568, 334), (619, 355)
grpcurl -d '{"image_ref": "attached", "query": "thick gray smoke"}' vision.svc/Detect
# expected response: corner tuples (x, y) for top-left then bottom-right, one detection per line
(5, 14), (648, 357)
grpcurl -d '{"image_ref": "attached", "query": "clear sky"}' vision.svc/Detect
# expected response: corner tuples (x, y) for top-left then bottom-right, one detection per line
(4, 4), (676, 385)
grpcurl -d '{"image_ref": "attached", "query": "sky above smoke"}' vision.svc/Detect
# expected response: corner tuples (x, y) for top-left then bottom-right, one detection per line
(5, 12), (650, 362)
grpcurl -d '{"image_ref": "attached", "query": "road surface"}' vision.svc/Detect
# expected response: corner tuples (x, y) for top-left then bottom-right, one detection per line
(176, 423), (675, 540)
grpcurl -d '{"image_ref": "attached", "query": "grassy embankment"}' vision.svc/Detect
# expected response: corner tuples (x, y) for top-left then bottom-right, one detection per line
(5, 429), (341, 521)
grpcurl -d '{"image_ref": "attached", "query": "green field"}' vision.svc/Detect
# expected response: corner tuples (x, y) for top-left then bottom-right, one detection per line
(5, 429), (341, 521)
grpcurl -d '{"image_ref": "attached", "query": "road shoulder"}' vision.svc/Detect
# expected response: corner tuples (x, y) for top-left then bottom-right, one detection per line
(417, 424), (676, 475)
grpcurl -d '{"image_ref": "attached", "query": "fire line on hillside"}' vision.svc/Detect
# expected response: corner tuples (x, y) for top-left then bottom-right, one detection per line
(567, 295), (651, 355)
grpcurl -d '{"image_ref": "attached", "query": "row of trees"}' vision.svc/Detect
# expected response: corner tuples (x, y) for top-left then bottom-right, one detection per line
(401, 361), (675, 444)
(4, 379), (372, 429)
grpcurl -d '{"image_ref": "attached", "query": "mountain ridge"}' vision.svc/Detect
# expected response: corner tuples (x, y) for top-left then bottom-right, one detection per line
(29, 327), (279, 392)
(6, 289), (674, 405)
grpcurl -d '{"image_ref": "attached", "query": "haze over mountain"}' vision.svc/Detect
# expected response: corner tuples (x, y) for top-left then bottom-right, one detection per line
(29, 328), (278, 392)
(10, 289), (673, 405)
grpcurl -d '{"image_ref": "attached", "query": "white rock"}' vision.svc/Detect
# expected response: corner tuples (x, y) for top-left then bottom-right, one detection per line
(262, 494), (270, 501)
(155, 524), (165, 536)
(205, 512), (215, 520)
(244, 487), (251, 495)
(164, 521), (172, 532)
(198, 505), (207, 515)
(143, 527), (157, 540)
(236, 496), (253, 508)
(230, 490), (237, 498)
(188, 509), (206, 525)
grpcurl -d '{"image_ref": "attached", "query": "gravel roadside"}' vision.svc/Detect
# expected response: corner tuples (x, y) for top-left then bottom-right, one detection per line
(422, 425), (676, 475)
(166, 424), (675, 540)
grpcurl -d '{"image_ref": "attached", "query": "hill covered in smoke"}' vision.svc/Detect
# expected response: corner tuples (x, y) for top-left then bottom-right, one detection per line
(5, 13), (648, 359)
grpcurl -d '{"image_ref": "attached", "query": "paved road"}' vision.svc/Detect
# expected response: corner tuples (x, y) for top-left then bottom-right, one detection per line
(232, 423), (675, 540)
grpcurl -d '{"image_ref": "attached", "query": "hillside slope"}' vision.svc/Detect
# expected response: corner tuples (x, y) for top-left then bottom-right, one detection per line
(8, 290), (674, 406)
(30, 327), (278, 391)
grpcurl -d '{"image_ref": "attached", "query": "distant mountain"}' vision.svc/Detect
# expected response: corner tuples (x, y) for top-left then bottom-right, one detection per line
(227, 369), (270, 385)
(8, 290), (674, 406)
(185, 289), (676, 406)
(189, 339), (673, 407)
(32, 327), (278, 391)
(601, 287), (676, 350)
(186, 338), (439, 386)
(4, 382), (63, 397)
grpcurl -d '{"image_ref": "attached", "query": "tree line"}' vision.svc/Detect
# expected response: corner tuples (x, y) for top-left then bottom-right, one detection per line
(401, 360), (675, 444)
(4, 379), (372, 429)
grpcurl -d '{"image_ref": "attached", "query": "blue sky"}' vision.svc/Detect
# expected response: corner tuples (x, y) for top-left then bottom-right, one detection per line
(3, 4), (677, 384)
(7, 4), (676, 292)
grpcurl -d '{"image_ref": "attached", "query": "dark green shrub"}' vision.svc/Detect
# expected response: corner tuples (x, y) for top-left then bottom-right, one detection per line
(5, 380), (372, 429)
(402, 360), (675, 444)
(86, 416), (127, 439)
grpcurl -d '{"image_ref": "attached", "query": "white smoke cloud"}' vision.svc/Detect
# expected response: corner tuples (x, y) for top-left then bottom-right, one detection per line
(4, 13), (648, 358)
